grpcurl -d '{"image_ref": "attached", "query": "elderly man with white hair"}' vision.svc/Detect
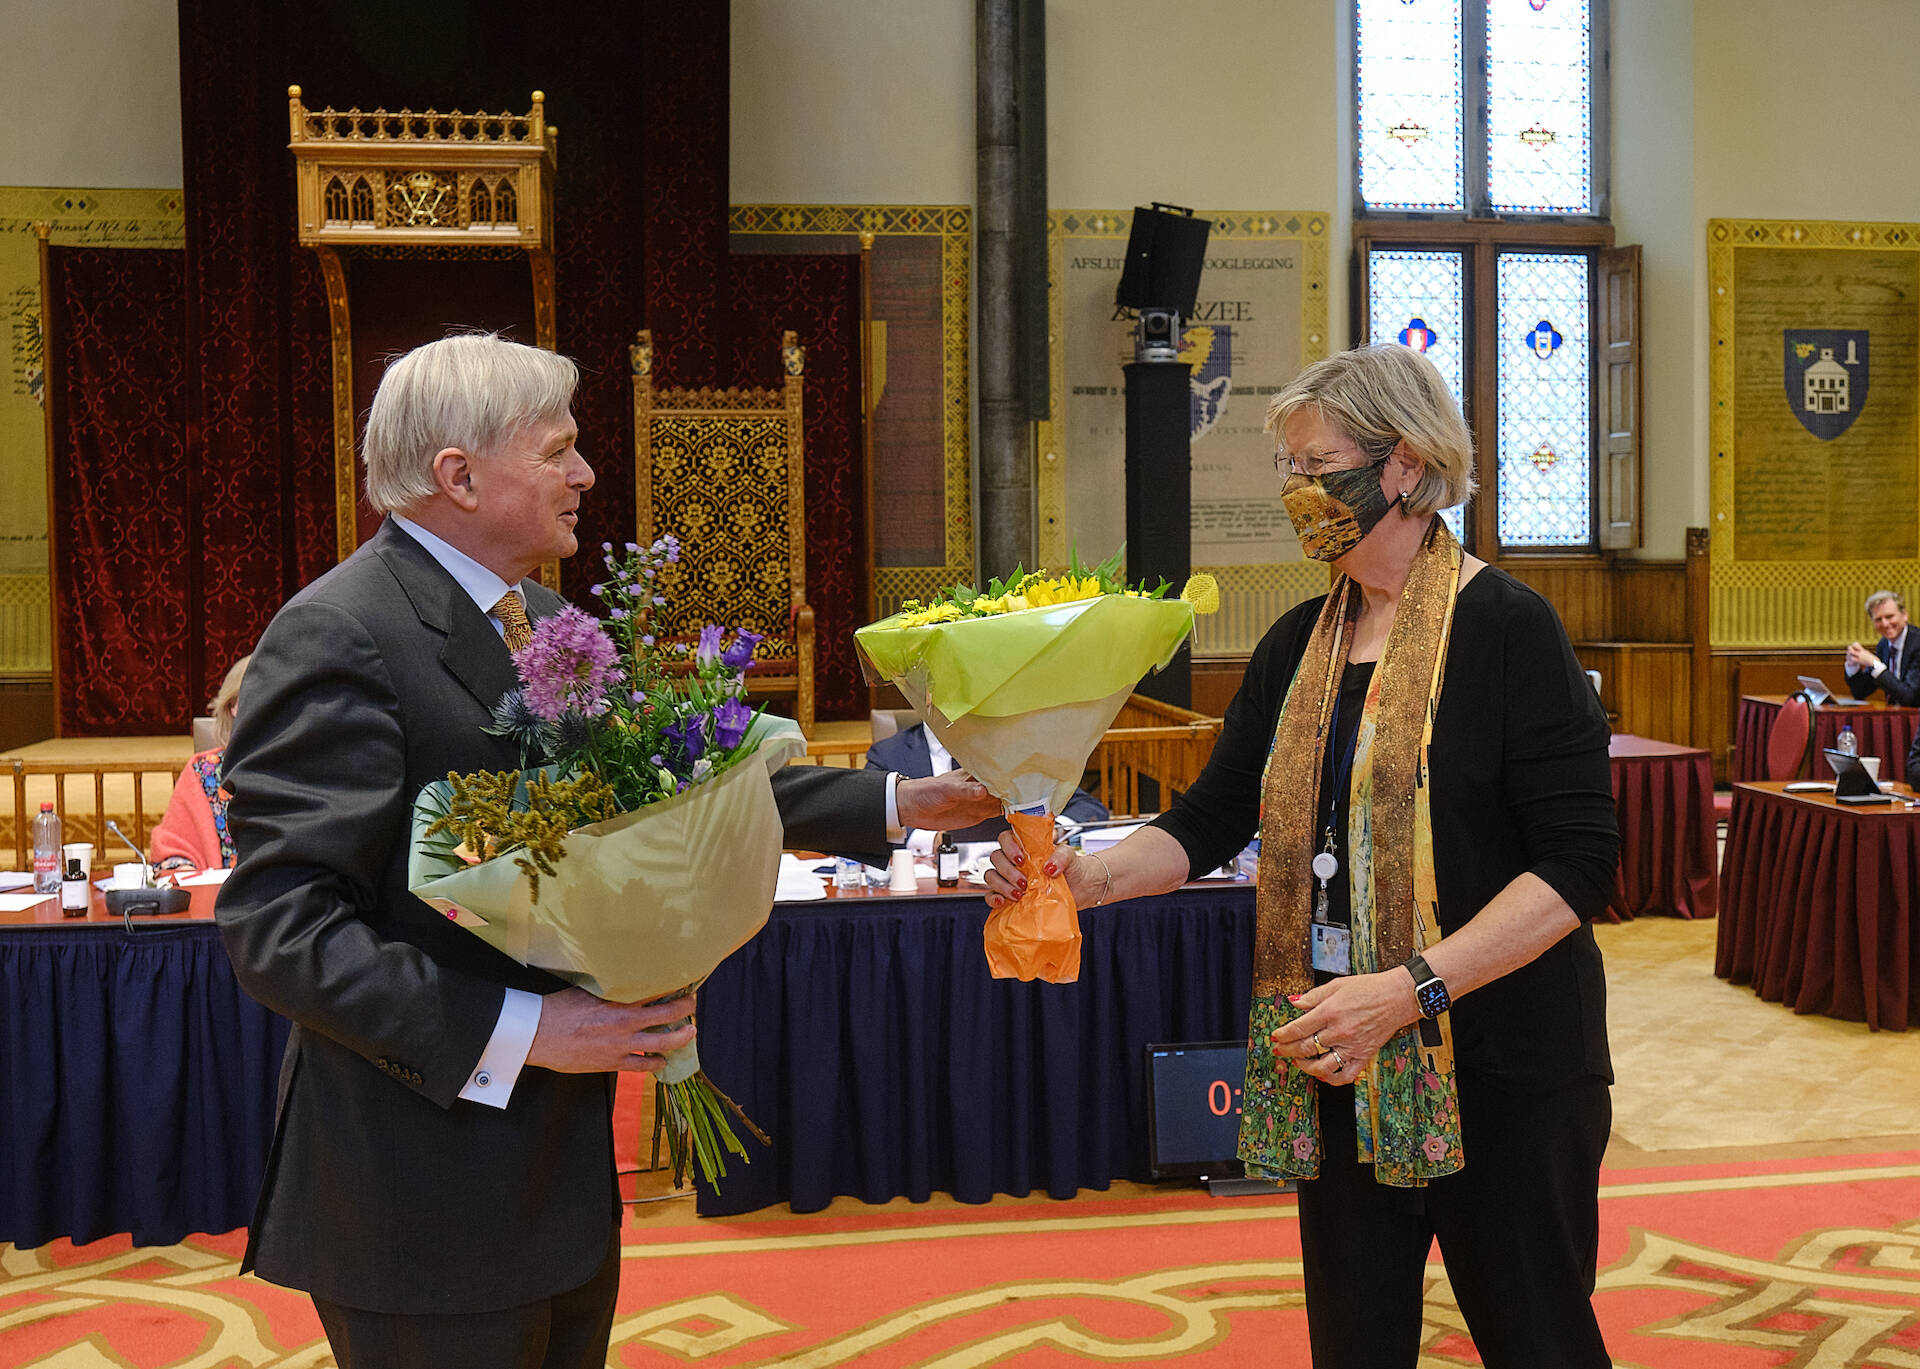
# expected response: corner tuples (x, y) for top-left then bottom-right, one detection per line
(216, 333), (995, 1368)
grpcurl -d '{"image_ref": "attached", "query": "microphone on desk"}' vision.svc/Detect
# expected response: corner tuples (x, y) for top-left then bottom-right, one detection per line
(102, 820), (189, 920)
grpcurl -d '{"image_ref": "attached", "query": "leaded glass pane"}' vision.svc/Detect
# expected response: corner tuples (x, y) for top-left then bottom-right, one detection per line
(1496, 251), (1591, 546)
(1486, 0), (1594, 214)
(1356, 0), (1465, 212)
(1367, 248), (1469, 539)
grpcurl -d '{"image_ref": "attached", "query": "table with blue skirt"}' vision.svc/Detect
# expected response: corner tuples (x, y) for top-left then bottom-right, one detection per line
(0, 904), (290, 1250)
(1, 879), (1257, 1243)
(692, 881), (1258, 1216)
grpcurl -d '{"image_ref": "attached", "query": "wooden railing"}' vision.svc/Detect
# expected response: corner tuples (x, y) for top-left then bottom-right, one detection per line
(4, 695), (1227, 867)
(7, 760), (183, 868)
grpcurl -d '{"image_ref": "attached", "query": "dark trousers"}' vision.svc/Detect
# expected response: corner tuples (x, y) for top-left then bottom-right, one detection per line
(312, 1229), (621, 1369)
(1297, 1070), (1612, 1369)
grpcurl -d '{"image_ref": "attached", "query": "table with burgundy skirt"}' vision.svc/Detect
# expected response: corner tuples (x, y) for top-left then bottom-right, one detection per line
(1715, 780), (1920, 1030)
(1606, 734), (1718, 921)
(1733, 695), (1917, 782)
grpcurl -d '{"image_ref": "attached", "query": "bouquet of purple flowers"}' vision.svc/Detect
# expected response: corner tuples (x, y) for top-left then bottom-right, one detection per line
(408, 535), (806, 1189)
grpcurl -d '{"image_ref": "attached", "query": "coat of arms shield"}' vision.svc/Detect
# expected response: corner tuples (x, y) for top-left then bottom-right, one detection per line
(1783, 329), (1869, 440)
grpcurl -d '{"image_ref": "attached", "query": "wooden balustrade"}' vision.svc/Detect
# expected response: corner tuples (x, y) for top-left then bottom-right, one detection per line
(7, 760), (182, 868)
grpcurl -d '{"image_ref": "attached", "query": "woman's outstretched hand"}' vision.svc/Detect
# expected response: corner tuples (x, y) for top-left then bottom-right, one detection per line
(982, 829), (1098, 907)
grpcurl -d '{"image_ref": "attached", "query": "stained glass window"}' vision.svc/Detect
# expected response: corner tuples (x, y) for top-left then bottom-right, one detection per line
(1355, 0), (1466, 212)
(1367, 248), (1469, 539)
(1496, 252), (1591, 546)
(1486, 0), (1595, 214)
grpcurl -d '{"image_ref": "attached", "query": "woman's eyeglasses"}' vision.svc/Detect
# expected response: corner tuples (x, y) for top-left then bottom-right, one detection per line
(1274, 446), (1372, 477)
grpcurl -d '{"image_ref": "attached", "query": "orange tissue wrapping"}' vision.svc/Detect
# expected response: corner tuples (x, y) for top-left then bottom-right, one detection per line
(982, 809), (1081, 983)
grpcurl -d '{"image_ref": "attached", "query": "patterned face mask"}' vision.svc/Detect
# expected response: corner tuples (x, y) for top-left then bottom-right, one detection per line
(1280, 458), (1394, 561)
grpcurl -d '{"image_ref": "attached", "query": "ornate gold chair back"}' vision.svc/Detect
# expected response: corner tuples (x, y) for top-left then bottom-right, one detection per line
(631, 329), (814, 735)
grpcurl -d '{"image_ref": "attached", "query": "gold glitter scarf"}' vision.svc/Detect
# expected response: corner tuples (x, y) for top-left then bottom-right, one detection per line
(1238, 518), (1464, 1187)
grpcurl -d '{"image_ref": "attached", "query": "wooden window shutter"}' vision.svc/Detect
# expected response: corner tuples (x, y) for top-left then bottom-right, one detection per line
(1596, 244), (1642, 550)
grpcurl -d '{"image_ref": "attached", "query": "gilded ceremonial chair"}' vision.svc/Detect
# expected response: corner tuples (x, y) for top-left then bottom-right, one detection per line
(631, 329), (815, 736)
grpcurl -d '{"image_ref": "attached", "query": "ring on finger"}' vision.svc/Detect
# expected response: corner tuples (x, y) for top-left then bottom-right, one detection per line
(1310, 1032), (1326, 1055)
(1330, 1049), (1346, 1071)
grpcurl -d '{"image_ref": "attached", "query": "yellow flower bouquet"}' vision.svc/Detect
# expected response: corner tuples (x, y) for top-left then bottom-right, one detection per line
(855, 550), (1216, 983)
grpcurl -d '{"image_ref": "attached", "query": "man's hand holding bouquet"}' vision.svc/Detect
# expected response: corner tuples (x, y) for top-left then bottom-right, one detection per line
(855, 550), (1216, 983)
(407, 535), (800, 1188)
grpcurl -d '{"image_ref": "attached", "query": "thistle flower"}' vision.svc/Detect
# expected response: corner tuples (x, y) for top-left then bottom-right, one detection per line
(712, 698), (754, 751)
(514, 606), (620, 722)
(484, 688), (554, 761)
(719, 629), (764, 672)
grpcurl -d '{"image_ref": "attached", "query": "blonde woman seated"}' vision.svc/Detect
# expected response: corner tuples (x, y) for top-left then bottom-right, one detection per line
(151, 655), (250, 872)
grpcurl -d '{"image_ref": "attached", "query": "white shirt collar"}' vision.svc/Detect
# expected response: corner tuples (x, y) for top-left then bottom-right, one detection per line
(921, 725), (955, 776)
(389, 515), (523, 628)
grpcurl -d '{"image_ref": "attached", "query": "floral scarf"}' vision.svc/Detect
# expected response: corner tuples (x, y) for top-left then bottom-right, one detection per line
(1239, 518), (1463, 1188)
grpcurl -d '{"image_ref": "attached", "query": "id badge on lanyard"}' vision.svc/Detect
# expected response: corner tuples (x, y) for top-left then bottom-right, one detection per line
(1309, 673), (1355, 977)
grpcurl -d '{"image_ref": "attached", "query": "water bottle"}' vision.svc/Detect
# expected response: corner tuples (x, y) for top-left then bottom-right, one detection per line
(1836, 724), (1858, 757)
(31, 803), (61, 894)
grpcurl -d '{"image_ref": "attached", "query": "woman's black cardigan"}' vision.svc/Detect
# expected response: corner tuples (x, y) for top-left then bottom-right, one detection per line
(1152, 568), (1618, 1085)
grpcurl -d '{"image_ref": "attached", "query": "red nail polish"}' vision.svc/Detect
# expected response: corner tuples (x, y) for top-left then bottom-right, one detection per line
(1044, 863), (1059, 876)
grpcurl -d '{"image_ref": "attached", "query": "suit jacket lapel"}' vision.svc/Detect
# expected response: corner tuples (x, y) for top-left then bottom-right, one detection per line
(372, 521), (521, 715)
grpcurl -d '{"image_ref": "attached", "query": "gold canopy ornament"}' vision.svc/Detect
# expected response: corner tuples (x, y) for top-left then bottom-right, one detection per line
(287, 86), (556, 248)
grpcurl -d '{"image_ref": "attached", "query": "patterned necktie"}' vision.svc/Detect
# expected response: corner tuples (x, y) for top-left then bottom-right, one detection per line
(490, 590), (533, 652)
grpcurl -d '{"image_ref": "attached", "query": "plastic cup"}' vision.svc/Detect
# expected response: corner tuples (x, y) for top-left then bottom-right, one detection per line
(887, 849), (920, 893)
(61, 843), (94, 877)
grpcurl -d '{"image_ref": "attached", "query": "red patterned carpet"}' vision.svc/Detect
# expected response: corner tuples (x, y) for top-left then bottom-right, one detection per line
(4, 1150), (1920, 1367)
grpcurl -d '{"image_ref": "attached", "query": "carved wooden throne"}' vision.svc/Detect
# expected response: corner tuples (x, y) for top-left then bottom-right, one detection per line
(631, 329), (815, 735)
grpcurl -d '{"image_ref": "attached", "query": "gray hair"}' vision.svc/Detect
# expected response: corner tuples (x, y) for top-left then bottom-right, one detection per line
(1866, 589), (1906, 617)
(1265, 344), (1477, 517)
(362, 333), (580, 515)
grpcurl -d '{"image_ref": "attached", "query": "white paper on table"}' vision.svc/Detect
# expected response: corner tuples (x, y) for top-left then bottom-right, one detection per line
(775, 853), (828, 902)
(178, 868), (233, 887)
(0, 872), (32, 891)
(0, 892), (56, 912)
(1079, 821), (1147, 853)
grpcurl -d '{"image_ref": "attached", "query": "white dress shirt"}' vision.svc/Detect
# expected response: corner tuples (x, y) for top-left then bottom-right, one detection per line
(390, 515), (543, 1110)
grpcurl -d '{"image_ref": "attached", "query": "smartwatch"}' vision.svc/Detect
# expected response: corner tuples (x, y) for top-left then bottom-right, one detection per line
(1404, 953), (1450, 1019)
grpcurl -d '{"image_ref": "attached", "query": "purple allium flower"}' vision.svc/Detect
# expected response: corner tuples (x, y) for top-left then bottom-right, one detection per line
(720, 629), (764, 672)
(513, 606), (620, 722)
(695, 624), (725, 668)
(712, 698), (754, 750)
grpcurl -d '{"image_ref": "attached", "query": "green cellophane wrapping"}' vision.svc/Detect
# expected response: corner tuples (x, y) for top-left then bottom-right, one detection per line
(407, 716), (806, 1084)
(854, 595), (1195, 811)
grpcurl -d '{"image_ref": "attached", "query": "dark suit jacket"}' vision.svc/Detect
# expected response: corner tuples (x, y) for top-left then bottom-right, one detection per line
(863, 725), (1109, 844)
(217, 520), (885, 1315)
(1844, 629), (1920, 707)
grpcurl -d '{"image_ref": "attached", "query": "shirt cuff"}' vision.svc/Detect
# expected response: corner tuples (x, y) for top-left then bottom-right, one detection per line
(1874, 660), (1888, 676)
(458, 987), (543, 1109)
(884, 771), (906, 843)
(904, 827), (936, 856)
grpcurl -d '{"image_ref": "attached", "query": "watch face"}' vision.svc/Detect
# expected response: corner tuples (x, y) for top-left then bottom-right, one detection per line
(1416, 980), (1449, 1018)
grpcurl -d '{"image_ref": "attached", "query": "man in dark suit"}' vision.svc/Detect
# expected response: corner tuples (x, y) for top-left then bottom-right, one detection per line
(217, 335), (993, 1368)
(1845, 590), (1919, 707)
(865, 722), (1110, 853)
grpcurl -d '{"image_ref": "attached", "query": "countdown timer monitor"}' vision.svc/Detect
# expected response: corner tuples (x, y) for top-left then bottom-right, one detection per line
(1145, 1041), (1291, 1195)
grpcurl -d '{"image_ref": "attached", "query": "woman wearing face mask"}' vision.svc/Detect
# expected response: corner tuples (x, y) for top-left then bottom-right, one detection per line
(984, 344), (1618, 1368)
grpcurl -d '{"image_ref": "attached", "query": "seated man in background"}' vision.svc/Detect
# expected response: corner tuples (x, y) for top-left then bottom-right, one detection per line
(1909, 721), (1920, 789)
(151, 653), (250, 872)
(866, 720), (1110, 862)
(1845, 590), (1919, 706)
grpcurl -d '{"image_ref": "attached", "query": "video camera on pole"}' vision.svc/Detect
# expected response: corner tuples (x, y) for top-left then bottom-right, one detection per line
(1115, 204), (1211, 711)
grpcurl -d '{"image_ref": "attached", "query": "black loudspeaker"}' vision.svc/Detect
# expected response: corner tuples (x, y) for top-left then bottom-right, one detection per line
(1115, 206), (1212, 316)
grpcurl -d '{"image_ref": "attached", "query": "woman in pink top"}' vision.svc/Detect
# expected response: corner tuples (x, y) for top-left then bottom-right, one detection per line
(151, 655), (249, 872)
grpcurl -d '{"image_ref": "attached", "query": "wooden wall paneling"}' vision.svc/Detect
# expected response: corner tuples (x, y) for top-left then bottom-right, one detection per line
(1501, 561), (1611, 641)
(1686, 528), (1711, 750)
(1610, 562), (1688, 641)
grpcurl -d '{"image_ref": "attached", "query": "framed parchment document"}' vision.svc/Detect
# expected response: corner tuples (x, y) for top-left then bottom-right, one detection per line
(1709, 218), (1920, 646)
(1037, 210), (1329, 656)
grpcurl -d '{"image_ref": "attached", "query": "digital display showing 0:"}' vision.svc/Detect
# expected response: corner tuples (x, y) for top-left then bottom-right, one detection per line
(1145, 1040), (1249, 1178)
